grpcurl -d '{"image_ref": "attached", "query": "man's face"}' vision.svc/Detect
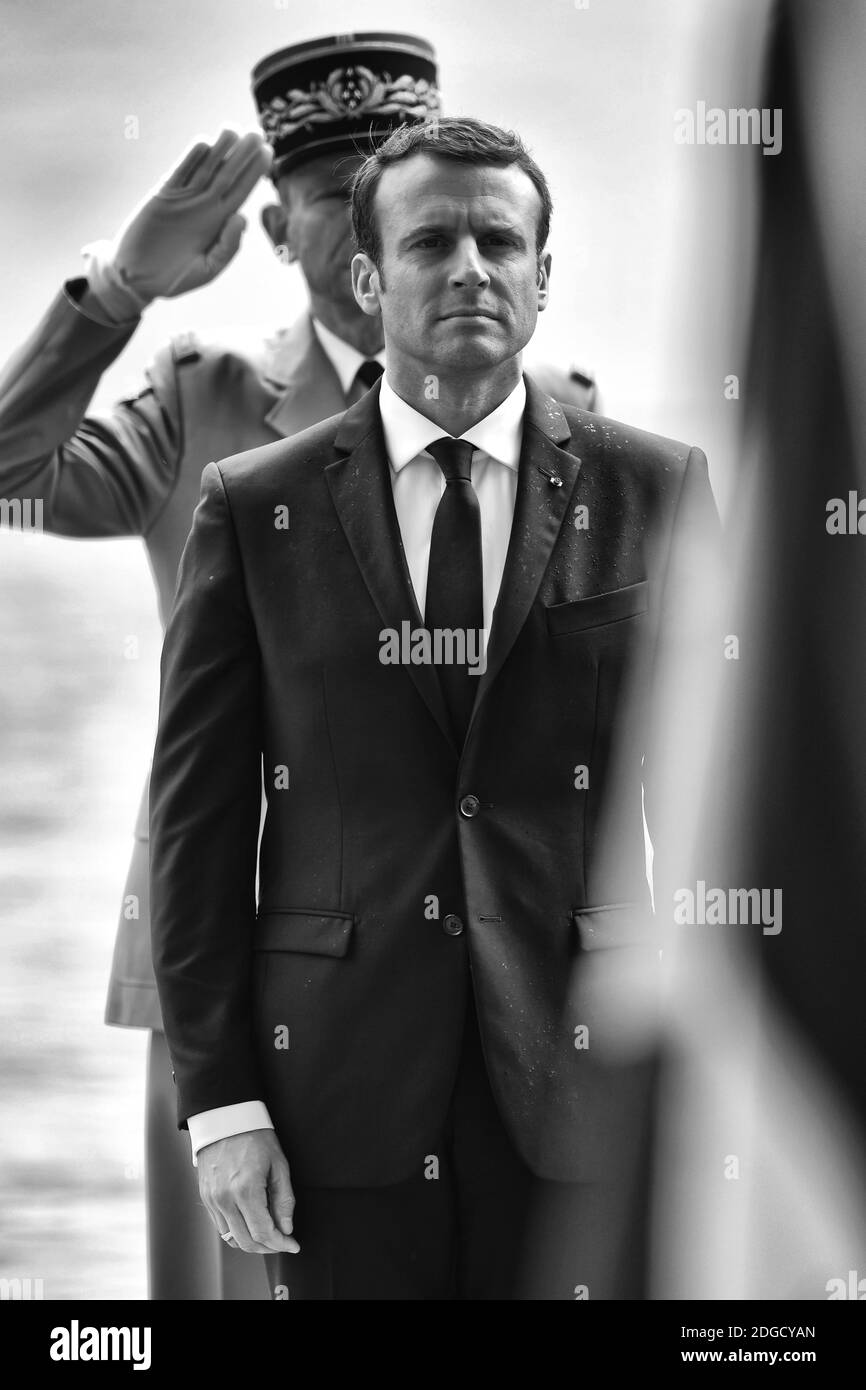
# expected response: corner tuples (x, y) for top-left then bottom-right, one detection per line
(274, 153), (364, 303)
(352, 154), (550, 380)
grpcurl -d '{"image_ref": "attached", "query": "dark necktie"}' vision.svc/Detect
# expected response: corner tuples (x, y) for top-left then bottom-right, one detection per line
(424, 437), (484, 741)
(354, 359), (384, 391)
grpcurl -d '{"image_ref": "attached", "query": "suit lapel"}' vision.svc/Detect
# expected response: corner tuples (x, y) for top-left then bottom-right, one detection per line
(466, 378), (583, 734)
(325, 384), (458, 754)
(323, 375), (586, 755)
(264, 315), (347, 439)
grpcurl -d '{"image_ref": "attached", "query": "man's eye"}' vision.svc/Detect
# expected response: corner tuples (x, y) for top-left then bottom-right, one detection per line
(414, 236), (445, 249)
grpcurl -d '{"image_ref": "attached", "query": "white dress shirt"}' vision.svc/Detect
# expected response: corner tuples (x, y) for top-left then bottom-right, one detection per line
(187, 371), (526, 1162)
(310, 316), (386, 396)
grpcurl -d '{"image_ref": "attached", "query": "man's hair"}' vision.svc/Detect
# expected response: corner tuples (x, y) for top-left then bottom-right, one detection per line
(350, 116), (553, 271)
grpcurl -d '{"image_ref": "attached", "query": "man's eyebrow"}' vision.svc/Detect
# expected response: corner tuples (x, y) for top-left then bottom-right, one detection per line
(399, 221), (526, 244)
(399, 222), (451, 243)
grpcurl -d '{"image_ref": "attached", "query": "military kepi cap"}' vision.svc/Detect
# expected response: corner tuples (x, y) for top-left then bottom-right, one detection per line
(252, 32), (440, 179)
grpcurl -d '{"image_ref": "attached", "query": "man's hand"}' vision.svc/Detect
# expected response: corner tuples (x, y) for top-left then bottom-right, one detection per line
(197, 1128), (300, 1255)
(93, 129), (273, 306)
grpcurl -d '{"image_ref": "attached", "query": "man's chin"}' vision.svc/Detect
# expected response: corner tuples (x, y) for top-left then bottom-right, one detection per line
(433, 337), (516, 375)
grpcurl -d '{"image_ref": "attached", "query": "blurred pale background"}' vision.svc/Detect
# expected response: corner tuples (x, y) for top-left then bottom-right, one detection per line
(0, 0), (769, 1298)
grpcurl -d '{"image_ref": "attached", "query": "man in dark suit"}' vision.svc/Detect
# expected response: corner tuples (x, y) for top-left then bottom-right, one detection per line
(150, 115), (718, 1300)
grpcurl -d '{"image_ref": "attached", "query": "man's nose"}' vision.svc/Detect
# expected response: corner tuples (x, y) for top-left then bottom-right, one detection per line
(449, 241), (490, 288)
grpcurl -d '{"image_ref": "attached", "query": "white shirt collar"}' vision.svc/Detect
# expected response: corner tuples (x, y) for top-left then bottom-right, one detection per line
(378, 374), (526, 474)
(311, 317), (386, 396)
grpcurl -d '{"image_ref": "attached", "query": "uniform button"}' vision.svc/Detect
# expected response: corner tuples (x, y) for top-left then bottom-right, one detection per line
(442, 914), (464, 936)
(459, 794), (480, 818)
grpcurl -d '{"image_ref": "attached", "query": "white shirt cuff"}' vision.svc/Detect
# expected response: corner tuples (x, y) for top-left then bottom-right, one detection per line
(187, 1101), (274, 1167)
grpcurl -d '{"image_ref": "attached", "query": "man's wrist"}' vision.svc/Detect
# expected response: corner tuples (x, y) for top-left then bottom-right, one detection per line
(78, 239), (152, 326)
(187, 1100), (275, 1167)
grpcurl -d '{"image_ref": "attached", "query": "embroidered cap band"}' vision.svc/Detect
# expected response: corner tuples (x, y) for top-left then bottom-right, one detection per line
(252, 32), (440, 179)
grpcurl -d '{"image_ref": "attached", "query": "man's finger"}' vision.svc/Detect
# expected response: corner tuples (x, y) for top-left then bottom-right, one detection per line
(199, 1191), (230, 1237)
(163, 141), (211, 191)
(214, 1197), (269, 1254)
(184, 128), (241, 192)
(199, 1195), (243, 1250)
(213, 134), (273, 206)
(235, 1182), (300, 1254)
(224, 1197), (297, 1255)
(268, 1158), (296, 1237)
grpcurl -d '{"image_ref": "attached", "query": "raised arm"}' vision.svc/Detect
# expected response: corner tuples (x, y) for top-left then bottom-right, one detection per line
(0, 131), (270, 538)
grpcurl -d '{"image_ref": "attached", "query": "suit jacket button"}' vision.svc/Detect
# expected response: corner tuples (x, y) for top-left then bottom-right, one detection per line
(443, 914), (464, 936)
(459, 794), (480, 818)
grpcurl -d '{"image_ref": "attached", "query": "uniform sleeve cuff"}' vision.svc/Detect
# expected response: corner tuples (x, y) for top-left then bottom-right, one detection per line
(77, 239), (151, 326)
(187, 1101), (275, 1167)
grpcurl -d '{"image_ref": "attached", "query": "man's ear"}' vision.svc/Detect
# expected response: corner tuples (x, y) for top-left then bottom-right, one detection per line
(537, 251), (552, 312)
(351, 252), (383, 317)
(261, 203), (296, 265)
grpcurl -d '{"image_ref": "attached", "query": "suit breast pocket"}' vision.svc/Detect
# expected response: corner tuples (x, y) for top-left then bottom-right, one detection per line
(545, 580), (649, 636)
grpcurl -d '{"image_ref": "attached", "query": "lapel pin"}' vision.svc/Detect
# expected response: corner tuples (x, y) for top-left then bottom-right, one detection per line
(537, 465), (563, 487)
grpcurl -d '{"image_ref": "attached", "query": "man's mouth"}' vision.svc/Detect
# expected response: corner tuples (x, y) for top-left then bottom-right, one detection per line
(441, 308), (498, 320)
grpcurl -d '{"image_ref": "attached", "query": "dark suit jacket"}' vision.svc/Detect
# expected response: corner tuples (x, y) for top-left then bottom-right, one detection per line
(149, 376), (718, 1186)
(0, 283), (599, 1032)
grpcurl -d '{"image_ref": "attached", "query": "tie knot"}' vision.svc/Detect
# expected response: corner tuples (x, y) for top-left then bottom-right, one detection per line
(355, 359), (384, 390)
(427, 436), (474, 483)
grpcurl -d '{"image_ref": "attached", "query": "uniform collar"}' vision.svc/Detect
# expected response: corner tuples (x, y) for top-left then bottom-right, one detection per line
(262, 315), (346, 439)
(311, 317), (386, 396)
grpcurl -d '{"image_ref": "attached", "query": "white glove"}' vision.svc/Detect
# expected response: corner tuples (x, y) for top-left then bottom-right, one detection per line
(82, 129), (273, 321)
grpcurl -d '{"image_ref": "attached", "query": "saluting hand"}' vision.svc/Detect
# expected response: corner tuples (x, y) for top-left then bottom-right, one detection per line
(95, 129), (272, 305)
